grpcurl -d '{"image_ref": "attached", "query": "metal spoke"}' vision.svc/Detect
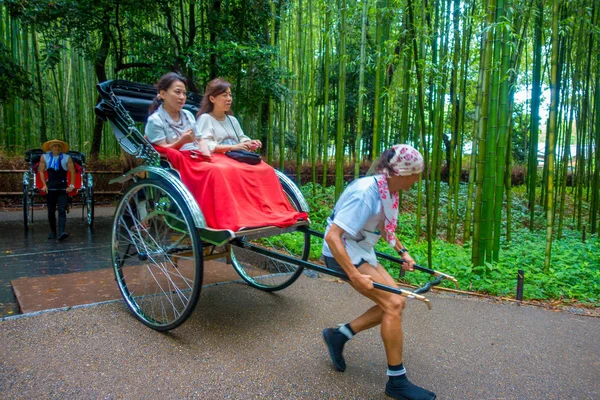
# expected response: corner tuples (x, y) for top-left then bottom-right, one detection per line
(112, 180), (201, 330)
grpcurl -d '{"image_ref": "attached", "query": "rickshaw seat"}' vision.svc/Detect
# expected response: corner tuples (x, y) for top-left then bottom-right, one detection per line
(94, 80), (308, 234)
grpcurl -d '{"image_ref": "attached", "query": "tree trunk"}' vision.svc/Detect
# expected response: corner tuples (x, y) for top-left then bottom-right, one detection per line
(544, 0), (560, 272)
(89, 28), (111, 161)
(33, 31), (47, 144)
(528, 0), (543, 229)
(354, 0), (369, 179)
(335, 0), (347, 199)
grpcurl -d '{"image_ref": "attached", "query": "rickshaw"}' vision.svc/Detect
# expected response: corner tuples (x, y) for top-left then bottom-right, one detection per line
(22, 149), (94, 230)
(95, 80), (457, 332)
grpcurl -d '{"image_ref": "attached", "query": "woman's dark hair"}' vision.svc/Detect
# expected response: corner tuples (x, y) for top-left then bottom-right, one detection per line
(367, 147), (396, 176)
(148, 72), (187, 115)
(197, 78), (233, 117)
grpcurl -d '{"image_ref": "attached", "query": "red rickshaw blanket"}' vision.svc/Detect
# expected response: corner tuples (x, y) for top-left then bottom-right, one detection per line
(152, 146), (308, 231)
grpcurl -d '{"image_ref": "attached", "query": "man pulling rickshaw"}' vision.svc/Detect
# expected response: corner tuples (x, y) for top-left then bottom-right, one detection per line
(38, 139), (76, 240)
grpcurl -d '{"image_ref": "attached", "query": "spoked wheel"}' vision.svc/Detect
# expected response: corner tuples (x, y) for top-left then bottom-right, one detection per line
(22, 180), (30, 231)
(86, 186), (94, 226)
(112, 179), (203, 331)
(230, 183), (309, 292)
(84, 174), (94, 227)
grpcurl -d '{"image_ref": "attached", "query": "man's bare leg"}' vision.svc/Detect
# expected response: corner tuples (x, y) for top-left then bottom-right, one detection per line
(348, 305), (382, 333)
(349, 263), (405, 365)
(323, 263), (403, 370)
(323, 263), (436, 399)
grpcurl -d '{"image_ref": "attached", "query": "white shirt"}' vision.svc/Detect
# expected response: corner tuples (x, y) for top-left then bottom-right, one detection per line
(322, 176), (384, 267)
(43, 152), (70, 171)
(145, 107), (200, 152)
(195, 114), (251, 152)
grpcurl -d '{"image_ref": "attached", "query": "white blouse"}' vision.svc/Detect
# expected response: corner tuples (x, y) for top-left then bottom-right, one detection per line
(145, 106), (201, 152)
(195, 114), (251, 152)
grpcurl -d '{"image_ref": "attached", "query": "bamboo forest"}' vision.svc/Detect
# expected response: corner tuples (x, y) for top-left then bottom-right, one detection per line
(0, 0), (598, 306)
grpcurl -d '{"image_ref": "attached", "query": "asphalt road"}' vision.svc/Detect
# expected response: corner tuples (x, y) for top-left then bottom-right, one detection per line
(1, 275), (598, 399)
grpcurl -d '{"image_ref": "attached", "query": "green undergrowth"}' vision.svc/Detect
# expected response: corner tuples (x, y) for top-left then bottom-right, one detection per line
(297, 182), (600, 307)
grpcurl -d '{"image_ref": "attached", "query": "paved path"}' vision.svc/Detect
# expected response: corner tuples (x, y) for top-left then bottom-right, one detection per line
(1, 276), (599, 399)
(0, 207), (115, 316)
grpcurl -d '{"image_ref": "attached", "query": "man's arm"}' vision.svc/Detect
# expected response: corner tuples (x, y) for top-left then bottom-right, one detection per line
(378, 221), (416, 271)
(325, 224), (374, 293)
(393, 234), (416, 271)
(66, 157), (76, 193)
(38, 156), (47, 193)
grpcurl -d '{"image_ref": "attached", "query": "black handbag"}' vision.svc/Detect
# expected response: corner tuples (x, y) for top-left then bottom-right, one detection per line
(223, 116), (262, 165)
(225, 149), (262, 165)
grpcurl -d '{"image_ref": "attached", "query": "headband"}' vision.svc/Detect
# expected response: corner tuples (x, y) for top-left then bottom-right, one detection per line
(382, 144), (424, 177)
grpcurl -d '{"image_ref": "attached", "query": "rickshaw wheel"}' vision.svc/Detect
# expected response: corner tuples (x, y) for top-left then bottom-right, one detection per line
(230, 183), (309, 292)
(22, 181), (30, 231)
(112, 179), (203, 331)
(85, 185), (94, 227)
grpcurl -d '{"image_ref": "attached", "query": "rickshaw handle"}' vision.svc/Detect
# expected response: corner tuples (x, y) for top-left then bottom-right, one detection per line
(302, 227), (459, 288)
(232, 238), (432, 310)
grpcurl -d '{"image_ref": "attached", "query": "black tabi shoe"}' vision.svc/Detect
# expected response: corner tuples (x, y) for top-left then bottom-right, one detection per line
(48, 232), (57, 240)
(385, 375), (436, 400)
(57, 232), (69, 241)
(322, 328), (347, 372)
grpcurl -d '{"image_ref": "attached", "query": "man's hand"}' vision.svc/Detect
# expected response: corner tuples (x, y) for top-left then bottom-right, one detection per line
(349, 273), (374, 293)
(401, 253), (416, 271)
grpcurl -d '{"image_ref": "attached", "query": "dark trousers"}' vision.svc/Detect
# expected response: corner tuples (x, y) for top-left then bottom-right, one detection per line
(47, 190), (68, 234)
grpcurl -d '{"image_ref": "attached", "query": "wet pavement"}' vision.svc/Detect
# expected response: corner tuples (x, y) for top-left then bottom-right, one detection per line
(0, 206), (115, 317)
(1, 276), (599, 399)
(0, 208), (599, 398)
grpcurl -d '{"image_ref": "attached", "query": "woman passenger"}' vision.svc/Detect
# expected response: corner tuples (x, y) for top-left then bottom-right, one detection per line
(145, 72), (210, 158)
(195, 78), (262, 154)
(143, 73), (306, 231)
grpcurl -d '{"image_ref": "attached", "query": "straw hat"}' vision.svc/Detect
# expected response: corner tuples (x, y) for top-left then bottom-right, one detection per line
(42, 139), (69, 153)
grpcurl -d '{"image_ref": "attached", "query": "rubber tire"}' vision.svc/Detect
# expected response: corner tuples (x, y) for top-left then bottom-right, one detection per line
(23, 181), (29, 231)
(230, 181), (310, 292)
(86, 186), (94, 227)
(112, 179), (203, 331)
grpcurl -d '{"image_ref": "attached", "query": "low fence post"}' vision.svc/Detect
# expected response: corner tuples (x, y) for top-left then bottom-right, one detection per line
(516, 270), (524, 301)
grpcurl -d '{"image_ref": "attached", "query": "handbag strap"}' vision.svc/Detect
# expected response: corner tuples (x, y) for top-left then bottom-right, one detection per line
(226, 115), (242, 142)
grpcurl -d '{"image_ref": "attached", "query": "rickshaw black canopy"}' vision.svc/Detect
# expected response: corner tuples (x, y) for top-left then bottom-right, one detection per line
(95, 80), (201, 124)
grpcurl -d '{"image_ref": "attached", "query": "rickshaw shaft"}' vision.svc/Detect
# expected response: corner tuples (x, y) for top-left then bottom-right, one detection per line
(231, 239), (431, 309)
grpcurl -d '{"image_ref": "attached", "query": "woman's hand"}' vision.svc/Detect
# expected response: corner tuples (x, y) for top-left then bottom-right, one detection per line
(40, 185), (48, 194)
(180, 129), (196, 144)
(248, 140), (262, 150)
(232, 142), (251, 151)
(231, 140), (262, 152)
